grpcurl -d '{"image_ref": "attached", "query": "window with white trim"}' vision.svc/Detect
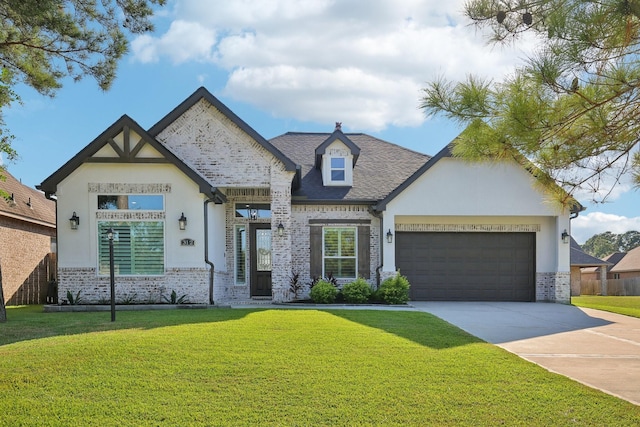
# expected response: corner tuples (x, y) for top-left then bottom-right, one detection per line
(98, 221), (164, 276)
(323, 227), (357, 278)
(235, 225), (247, 285)
(330, 157), (346, 182)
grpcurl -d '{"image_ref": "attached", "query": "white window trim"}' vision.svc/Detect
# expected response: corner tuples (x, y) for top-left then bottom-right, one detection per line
(322, 155), (353, 186)
(322, 226), (358, 279)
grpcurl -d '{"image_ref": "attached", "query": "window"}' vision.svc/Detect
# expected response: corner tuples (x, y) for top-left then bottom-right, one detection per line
(323, 227), (357, 278)
(235, 225), (247, 284)
(330, 157), (346, 181)
(98, 195), (163, 210)
(98, 221), (164, 276)
(235, 203), (271, 219)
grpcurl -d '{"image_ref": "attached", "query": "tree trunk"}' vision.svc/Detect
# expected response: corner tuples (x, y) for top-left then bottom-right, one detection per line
(0, 263), (6, 322)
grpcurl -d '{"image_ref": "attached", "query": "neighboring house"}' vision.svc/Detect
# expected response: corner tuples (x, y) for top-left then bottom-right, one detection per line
(581, 252), (627, 281)
(610, 246), (640, 279)
(0, 170), (56, 305)
(570, 238), (610, 296)
(37, 87), (581, 305)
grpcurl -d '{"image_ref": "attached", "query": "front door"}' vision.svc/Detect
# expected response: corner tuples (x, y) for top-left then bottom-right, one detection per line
(250, 224), (272, 297)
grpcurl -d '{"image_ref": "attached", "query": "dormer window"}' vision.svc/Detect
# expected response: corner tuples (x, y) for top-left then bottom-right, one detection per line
(330, 157), (346, 182)
(315, 124), (360, 187)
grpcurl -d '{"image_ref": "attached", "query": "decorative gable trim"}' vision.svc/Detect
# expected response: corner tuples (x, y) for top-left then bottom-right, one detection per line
(148, 87), (297, 172)
(37, 115), (226, 203)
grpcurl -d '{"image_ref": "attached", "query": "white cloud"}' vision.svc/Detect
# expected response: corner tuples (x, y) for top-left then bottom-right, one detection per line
(131, 0), (531, 131)
(571, 212), (640, 244)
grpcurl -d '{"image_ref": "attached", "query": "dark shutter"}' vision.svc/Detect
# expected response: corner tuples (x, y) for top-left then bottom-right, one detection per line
(358, 226), (370, 279)
(310, 226), (322, 279)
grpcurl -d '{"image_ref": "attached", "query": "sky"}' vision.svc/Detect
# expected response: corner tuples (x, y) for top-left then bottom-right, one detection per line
(3, 0), (639, 244)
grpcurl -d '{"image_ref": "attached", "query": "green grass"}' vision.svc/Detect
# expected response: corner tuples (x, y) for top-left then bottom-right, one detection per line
(1, 306), (638, 426)
(572, 295), (640, 318)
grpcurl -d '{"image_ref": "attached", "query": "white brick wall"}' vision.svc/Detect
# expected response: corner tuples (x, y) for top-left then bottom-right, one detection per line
(290, 204), (380, 300)
(536, 272), (571, 303)
(58, 267), (209, 304)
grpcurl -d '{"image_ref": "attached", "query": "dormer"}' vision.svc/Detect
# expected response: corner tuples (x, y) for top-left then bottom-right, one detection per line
(315, 123), (360, 187)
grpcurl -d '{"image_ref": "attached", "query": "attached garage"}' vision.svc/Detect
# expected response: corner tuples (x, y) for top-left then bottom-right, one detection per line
(396, 232), (536, 302)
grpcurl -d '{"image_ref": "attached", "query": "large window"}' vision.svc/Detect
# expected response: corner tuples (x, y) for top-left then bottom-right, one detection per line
(98, 195), (164, 210)
(323, 227), (357, 278)
(98, 222), (164, 276)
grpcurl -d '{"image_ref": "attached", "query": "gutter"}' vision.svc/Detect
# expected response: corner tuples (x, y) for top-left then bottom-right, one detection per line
(368, 206), (384, 289)
(204, 197), (216, 305)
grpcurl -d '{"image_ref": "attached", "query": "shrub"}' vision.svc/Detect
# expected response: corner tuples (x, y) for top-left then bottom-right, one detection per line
(310, 280), (338, 304)
(342, 278), (372, 304)
(66, 290), (82, 305)
(379, 272), (410, 304)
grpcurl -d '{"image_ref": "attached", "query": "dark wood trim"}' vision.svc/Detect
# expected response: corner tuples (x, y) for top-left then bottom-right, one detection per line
(309, 219), (371, 225)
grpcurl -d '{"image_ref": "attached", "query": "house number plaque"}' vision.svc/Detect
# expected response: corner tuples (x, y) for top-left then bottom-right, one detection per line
(180, 238), (195, 246)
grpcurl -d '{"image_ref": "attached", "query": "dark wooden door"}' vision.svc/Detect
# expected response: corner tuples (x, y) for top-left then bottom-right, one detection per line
(250, 224), (272, 297)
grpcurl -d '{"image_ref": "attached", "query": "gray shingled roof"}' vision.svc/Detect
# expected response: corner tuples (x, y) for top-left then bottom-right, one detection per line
(269, 132), (430, 202)
(570, 238), (610, 267)
(0, 170), (55, 226)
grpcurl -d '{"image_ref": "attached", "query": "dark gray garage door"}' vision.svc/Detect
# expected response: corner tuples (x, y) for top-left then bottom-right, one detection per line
(396, 232), (535, 301)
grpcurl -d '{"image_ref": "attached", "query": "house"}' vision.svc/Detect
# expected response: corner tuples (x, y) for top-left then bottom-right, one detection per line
(1, 170), (56, 305)
(610, 246), (640, 279)
(570, 238), (610, 296)
(37, 87), (580, 305)
(581, 252), (627, 281)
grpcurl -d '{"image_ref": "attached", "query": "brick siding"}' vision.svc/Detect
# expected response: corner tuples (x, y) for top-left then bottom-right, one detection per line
(0, 216), (55, 305)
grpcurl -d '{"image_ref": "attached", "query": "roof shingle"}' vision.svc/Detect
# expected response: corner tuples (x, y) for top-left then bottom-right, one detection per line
(270, 132), (430, 202)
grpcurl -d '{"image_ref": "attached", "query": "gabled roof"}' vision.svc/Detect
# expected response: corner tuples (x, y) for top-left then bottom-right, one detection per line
(270, 132), (429, 203)
(314, 129), (361, 168)
(374, 142), (584, 213)
(0, 169), (55, 227)
(610, 246), (640, 273)
(570, 238), (611, 267)
(37, 115), (226, 202)
(148, 87), (297, 172)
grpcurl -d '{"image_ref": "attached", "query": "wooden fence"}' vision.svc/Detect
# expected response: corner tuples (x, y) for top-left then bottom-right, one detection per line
(581, 277), (640, 296)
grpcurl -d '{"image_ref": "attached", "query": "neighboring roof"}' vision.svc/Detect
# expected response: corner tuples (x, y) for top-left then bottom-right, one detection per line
(582, 251), (627, 273)
(570, 238), (611, 267)
(37, 115), (226, 202)
(374, 142), (585, 213)
(270, 132), (430, 202)
(0, 169), (55, 227)
(314, 129), (361, 168)
(148, 87), (297, 172)
(611, 246), (640, 273)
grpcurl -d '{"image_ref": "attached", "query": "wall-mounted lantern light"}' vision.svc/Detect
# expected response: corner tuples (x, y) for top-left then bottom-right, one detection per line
(69, 212), (80, 230)
(277, 222), (285, 237)
(386, 229), (393, 244)
(561, 229), (570, 244)
(179, 212), (187, 231)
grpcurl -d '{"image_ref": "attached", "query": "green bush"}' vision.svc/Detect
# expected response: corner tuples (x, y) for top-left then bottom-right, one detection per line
(379, 273), (410, 304)
(342, 278), (372, 304)
(310, 280), (338, 304)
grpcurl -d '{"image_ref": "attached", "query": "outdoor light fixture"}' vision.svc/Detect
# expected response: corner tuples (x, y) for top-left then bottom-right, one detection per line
(179, 212), (187, 230)
(277, 222), (285, 236)
(386, 229), (393, 244)
(561, 229), (570, 244)
(69, 212), (80, 230)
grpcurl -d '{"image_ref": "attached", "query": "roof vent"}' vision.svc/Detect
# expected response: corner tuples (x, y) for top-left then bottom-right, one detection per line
(7, 193), (16, 207)
(26, 197), (32, 208)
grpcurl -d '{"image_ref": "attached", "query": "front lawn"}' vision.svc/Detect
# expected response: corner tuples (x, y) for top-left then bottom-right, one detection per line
(1, 306), (638, 426)
(572, 296), (640, 318)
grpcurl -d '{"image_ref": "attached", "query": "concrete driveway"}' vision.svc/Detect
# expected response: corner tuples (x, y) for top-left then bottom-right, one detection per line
(409, 301), (640, 406)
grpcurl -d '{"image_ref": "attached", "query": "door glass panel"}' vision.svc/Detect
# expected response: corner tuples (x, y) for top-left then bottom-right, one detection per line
(256, 229), (272, 271)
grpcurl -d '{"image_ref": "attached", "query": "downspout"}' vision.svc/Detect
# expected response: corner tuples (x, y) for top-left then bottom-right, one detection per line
(369, 206), (384, 289)
(204, 198), (216, 305)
